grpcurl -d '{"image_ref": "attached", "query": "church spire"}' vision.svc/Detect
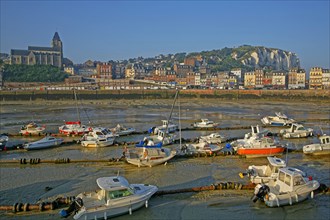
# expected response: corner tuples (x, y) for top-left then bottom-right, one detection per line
(53, 32), (61, 41)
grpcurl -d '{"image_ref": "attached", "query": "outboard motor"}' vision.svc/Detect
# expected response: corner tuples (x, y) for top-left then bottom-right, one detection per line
(252, 184), (270, 203)
(59, 197), (83, 218)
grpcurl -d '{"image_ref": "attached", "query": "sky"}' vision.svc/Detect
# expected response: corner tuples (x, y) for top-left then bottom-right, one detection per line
(1, 0), (329, 71)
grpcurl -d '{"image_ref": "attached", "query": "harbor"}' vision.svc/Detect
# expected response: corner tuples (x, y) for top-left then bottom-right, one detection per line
(0, 98), (329, 219)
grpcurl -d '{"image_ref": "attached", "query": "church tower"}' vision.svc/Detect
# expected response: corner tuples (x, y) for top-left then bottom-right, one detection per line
(51, 32), (63, 67)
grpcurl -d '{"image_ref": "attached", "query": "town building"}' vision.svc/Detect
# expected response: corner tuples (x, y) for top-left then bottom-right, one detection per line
(173, 64), (193, 77)
(244, 72), (255, 89)
(272, 71), (287, 89)
(255, 69), (264, 89)
(288, 68), (306, 89)
(64, 66), (75, 75)
(309, 67), (323, 89)
(97, 62), (112, 79)
(10, 32), (63, 68)
(322, 69), (330, 89)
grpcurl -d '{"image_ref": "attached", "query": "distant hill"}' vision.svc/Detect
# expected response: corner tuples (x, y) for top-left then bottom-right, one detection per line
(128, 45), (300, 72)
(189, 45), (300, 71)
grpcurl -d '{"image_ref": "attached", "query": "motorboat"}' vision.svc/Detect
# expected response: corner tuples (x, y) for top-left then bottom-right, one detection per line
(261, 112), (295, 126)
(0, 134), (9, 151)
(193, 119), (219, 128)
(239, 156), (288, 184)
(252, 167), (320, 207)
(19, 122), (46, 135)
(231, 136), (285, 158)
(110, 124), (135, 136)
(229, 125), (284, 157)
(80, 127), (116, 147)
(125, 145), (176, 167)
(150, 120), (178, 134)
(199, 132), (227, 144)
(180, 141), (222, 156)
(59, 121), (91, 135)
(24, 136), (64, 150)
(280, 123), (313, 138)
(60, 176), (158, 220)
(303, 134), (330, 155)
(147, 129), (176, 146)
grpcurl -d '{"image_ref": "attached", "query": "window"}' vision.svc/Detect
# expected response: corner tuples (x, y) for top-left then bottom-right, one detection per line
(106, 189), (133, 200)
(279, 171), (285, 182)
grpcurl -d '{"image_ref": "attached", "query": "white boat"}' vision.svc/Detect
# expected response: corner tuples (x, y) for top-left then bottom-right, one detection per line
(24, 136), (64, 150)
(111, 124), (136, 136)
(239, 156), (288, 184)
(261, 112), (295, 126)
(19, 122), (46, 135)
(80, 127), (116, 147)
(59, 121), (91, 135)
(0, 134), (9, 150)
(150, 120), (178, 134)
(193, 119), (219, 128)
(199, 132), (227, 144)
(60, 176), (158, 220)
(303, 134), (330, 155)
(125, 145), (176, 167)
(280, 123), (313, 138)
(180, 141), (222, 156)
(147, 129), (176, 146)
(252, 167), (320, 207)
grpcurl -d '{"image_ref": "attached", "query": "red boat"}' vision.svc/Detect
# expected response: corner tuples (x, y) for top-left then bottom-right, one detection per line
(237, 146), (285, 158)
(59, 121), (91, 135)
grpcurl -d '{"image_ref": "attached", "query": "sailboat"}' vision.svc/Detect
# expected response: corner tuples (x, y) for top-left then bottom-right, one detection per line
(125, 90), (179, 167)
(58, 90), (92, 135)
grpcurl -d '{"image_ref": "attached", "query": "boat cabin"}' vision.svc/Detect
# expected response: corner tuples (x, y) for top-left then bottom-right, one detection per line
(319, 135), (330, 144)
(275, 167), (307, 193)
(96, 177), (135, 205)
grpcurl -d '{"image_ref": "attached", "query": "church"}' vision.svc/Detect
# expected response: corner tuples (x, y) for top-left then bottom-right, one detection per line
(10, 32), (63, 68)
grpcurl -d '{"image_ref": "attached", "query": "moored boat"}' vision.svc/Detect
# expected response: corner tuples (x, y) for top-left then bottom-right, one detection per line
(193, 119), (219, 128)
(261, 112), (295, 126)
(199, 132), (227, 144)
(80, 127), (116, 147)
(24, 136), (64, 150)
(252, 167), (320, 207)
(280, 123), (313, 138)
(303, 134), (330, 155)
(180, 141), (222, 156)
(111, 124), (136, 136)
(0, 134), (9, 151)
(239, 156), (288, 184)
(59, 121), (91, 135)
(150, 120), (178, 134)
(125, 145), (176, 167)
(19, 122), (46, 135)
(60, 176), (158, 220)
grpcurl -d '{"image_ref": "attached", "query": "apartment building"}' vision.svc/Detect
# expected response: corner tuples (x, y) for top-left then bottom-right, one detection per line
(244, 72), (255, 88)
(322, 69), (330, 89)
(272, 71), (286, 89)
(97, 62), (112, 79)
(255, 69), (264, 89)
(309, 67), (323, 89)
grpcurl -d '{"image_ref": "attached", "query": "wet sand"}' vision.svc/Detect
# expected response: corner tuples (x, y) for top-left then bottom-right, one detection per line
(0, 99), (329, 220)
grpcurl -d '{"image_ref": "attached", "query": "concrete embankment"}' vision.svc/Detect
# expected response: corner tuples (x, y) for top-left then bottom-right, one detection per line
(0, 89), (329, 101)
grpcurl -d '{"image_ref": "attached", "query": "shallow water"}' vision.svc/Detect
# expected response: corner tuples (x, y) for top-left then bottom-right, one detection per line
(0, 99), (329, 220)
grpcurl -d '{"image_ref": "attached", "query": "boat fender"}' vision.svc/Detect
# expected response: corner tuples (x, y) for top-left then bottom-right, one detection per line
(145, 200), (148, 208)
(23, 203), (29, 212)
(16, 203), (23, 212)
(12, 203), (18, 213)
(39, 202), (45, 211)
(129, 207), (132, 215)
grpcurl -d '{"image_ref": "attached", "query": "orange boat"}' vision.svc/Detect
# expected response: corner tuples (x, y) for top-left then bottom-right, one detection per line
(236, 146), (285, 158)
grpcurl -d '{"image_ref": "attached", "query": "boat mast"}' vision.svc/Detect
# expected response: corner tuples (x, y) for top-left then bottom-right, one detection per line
(162, 89), (179, 144)
(74, 89), (81, 122)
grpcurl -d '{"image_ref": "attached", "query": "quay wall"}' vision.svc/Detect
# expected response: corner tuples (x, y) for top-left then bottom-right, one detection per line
(0, 89), (329, 101)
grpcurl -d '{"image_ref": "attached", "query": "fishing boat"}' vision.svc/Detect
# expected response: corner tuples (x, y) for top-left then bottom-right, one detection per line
(193, 119), (219, 128)
(125, 145), (176, 167)
(59, 121), (91, 135)
(280, 123), (313, 138)
(110, 124), (136, 136)
(23, 136), (64, 150)
(60, 176), (158, 220)
(303, 134), (330, 155)
(261, 112), (295, 126)
(80, 127), (116, 147)
(146, 129), (176, 146)
(199, 132), (227, 144)
(239, 156), (288, 184)
(19, 122), (46, 135)
(0, 134), (9, 151)
(150, 120), (178, 134)
(252, 167), (320, 207)
(180, 141), (222, 156)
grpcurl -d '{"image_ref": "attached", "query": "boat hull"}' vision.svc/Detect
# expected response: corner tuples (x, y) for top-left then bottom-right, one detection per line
(237, 147), (285, 158)
(24, 138), (63, 150)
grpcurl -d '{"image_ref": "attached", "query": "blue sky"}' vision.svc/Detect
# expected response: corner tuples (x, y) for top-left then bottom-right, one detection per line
(1, 0), (329, 71)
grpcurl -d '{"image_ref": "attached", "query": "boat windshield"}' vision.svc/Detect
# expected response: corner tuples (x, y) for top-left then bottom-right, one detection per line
(106, 188), (133, 200)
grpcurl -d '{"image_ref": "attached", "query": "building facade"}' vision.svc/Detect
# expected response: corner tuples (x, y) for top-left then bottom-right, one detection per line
(309, 67), (323, 89)
(10, 32), (63, 68)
